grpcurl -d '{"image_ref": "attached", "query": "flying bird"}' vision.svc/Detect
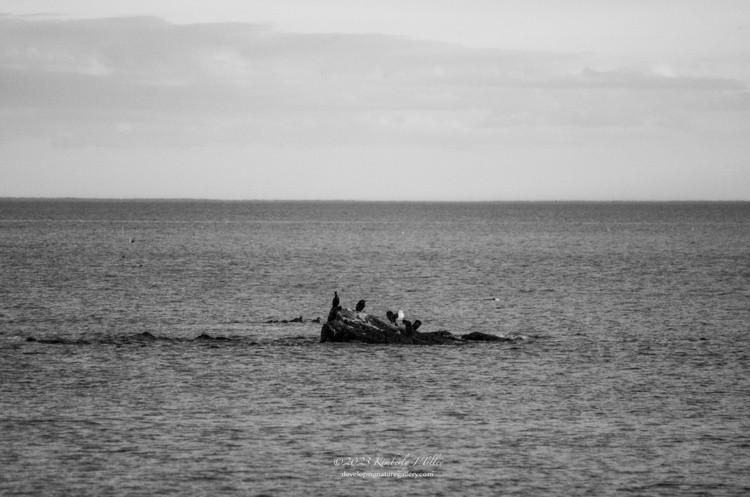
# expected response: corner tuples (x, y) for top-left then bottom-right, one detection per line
(355, 300), (366, 312)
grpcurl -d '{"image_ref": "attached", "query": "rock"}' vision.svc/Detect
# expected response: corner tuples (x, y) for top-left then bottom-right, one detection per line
(266, 316), (306, 324)
(461, 331), (510, 342)
(320, 308), (465, 345)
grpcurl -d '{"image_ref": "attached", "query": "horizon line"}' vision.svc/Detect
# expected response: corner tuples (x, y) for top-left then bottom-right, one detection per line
(1, 197), (749, 203)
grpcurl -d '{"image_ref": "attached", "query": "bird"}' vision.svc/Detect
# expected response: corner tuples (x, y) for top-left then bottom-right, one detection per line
(386, 311), (397, 325)
(397, 310), (404, 324)
(355, 300), (366, 312)
(413, 319), (422, 332)
(403, 319), (414, 334)
(331, 291), (339, 309)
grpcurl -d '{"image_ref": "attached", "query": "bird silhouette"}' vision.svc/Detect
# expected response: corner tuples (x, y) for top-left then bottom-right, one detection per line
(386, 311), (397, 325)
(331, 291), (339, 309)
(355, 300), (366, 312)
(403, 319), (414, 334)
(412, 319), (422, 332)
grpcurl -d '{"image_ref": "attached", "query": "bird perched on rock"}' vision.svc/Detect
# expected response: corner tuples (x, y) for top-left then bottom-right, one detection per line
(412, 319), (422, 332)
(331, 291), (339, 309)
(386, 311), (397, 325)
(397, 310), (404, 324)
(403, 319), (414, 334)
(355, 300), (366, 312)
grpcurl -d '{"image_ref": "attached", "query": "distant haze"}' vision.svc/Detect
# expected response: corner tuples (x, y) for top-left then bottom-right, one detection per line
(1, 1), (748, 200)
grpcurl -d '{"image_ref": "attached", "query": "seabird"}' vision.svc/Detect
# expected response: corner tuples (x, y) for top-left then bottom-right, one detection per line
(403, 319), (413, 334)
(386, 311), (397, 325)
(331, 291), (339, 309)
(397, 310), (404, 324)
(413, 319), (422, 332)
(355, 300), (366, 312)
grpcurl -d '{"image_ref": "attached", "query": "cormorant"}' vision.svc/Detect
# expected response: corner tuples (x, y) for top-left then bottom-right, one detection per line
(403, 319), (414, 334)
(413, 319), (422, 332)
(331, 291), (339, 309)
(355, 300), (366, 312)
(386, 311), (397, 325)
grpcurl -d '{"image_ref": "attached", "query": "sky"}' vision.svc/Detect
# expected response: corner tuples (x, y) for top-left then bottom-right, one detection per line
(1, 1), (749, 200)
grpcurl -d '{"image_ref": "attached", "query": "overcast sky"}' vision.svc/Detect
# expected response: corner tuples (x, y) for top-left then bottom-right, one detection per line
(1, 1), (748, 200)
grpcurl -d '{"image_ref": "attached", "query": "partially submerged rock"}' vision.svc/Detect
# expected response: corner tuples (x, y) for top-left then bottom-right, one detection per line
(462, 331), (511, 342)
(321, 307), (506, 345)
(266, 316), (320, 324)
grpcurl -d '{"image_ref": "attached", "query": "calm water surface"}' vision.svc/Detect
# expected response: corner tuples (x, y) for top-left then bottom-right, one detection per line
(1, 200), (748, 496)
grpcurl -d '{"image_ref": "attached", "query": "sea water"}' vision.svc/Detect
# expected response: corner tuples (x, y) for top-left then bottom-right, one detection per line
(1, 200), (748, 496)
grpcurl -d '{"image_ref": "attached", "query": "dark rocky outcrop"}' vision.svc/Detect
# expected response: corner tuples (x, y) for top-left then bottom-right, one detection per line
(461, 331), (512, 342)
(321, 308), (505, 345)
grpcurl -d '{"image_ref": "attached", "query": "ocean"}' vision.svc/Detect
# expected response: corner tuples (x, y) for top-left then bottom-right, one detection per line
(1, 200), (748, 496)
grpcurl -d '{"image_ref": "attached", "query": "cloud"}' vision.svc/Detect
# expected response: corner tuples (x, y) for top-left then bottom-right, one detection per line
(0, 16), (747, 148)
